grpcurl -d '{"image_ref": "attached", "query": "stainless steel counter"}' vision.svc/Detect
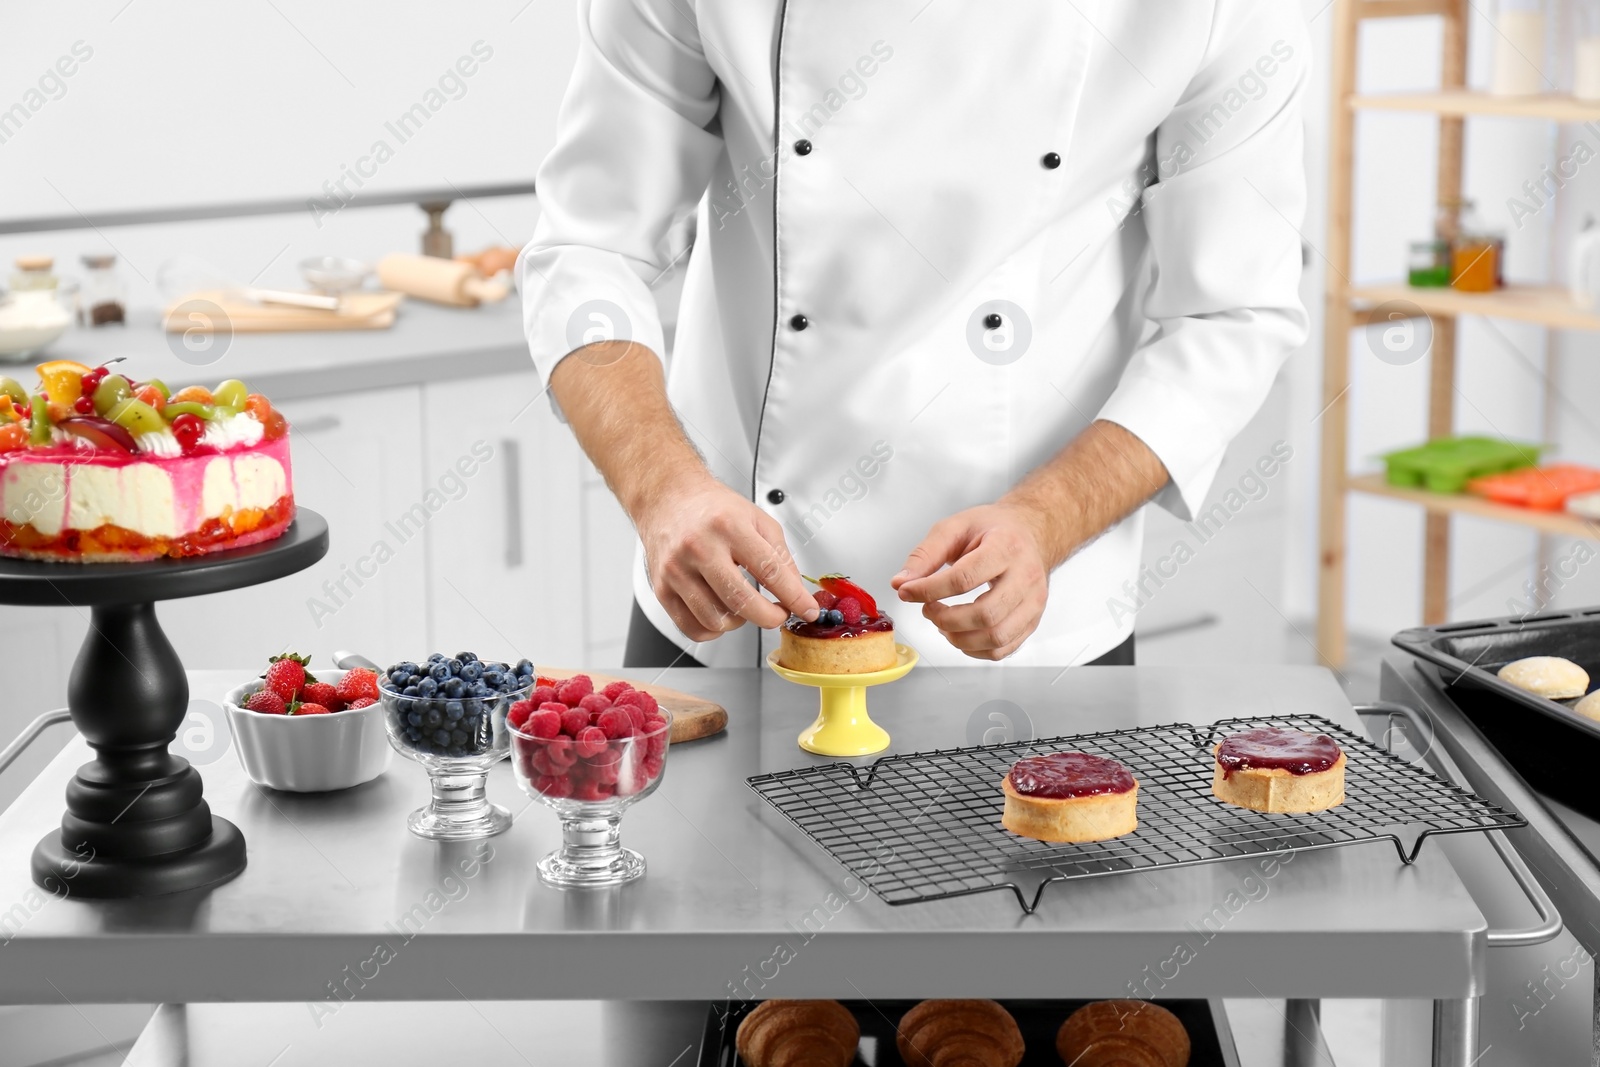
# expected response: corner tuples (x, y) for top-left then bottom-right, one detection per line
(0, 664), (1493, 1011)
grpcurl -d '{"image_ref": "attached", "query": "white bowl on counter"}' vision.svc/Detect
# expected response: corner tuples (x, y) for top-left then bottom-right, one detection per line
(223, 668), (392, 792)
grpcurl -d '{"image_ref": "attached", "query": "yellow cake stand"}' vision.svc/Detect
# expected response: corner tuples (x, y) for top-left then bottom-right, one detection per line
(766, 644), (918, 756)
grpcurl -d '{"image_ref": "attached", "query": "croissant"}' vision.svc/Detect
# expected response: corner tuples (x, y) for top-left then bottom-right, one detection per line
(896, 999), (1025, 1067)
(1056, 1000), (1190, 1067)
(735, 999), (859, 1067)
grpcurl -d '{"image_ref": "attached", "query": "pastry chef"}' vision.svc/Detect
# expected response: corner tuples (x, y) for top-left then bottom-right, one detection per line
(520, 0), (1309, 669)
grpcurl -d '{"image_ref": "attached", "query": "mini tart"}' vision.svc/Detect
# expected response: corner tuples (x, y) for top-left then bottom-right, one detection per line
(777, 613), (896, 674)
(1498, 656), (1589, 700)
(1000, 752), (1138, 844)
(1211, 728), (1346, 814)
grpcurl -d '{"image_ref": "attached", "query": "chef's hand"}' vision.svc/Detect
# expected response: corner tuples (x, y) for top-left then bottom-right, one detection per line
(636, 474), (820, 643)
(891, 504), (1051, 661)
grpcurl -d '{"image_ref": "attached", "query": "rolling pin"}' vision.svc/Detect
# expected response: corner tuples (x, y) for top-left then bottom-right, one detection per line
(376, 254), (510, 307)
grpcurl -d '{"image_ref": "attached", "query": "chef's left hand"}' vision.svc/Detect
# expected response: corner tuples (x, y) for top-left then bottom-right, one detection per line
(891, 503), (1051, 661)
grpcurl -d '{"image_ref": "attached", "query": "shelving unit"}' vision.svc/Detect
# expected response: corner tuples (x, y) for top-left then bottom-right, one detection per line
(1317, 0), (1600, 665)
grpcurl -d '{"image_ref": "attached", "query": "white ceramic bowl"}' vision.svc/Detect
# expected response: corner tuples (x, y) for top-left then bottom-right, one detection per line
(223, 668), (392, 792)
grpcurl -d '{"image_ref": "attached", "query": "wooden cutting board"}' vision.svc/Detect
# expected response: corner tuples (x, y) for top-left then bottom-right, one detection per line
(540, 668), (728, 743)
(163, 290), (402, 332)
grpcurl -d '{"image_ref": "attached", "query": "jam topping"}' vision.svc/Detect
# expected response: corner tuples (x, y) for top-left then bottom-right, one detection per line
(784, 612), (894, 639)
(1216, 728), (1342, 778)
(1006, 752), (1135, 799)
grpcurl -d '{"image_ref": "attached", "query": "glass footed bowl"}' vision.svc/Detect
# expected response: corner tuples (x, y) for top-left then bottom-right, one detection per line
(510, 708), (672, 888)
(379, 669), (532, 840)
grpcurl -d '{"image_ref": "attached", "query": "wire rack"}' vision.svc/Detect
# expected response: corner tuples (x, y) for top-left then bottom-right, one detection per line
(746, 713), (1525, 914)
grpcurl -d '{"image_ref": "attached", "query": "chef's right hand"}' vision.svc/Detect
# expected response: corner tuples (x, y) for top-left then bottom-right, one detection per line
(635, 475), (819, 642)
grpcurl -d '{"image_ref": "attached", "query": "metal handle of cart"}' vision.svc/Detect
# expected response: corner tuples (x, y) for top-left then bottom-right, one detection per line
(0, 709), (74, 780)
(1356, 701), (1561, 947)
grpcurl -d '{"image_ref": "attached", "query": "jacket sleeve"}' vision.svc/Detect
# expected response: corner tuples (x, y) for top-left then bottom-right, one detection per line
(1095, 0), (1310, 521)
(519, 0), (722, 390)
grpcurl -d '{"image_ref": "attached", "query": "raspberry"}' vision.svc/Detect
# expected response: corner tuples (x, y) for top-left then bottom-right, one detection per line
(612, 691), (644, 709)
(528, 708), (562, 739)
(507, 699), (535, 730)
(558, 707), (589, 737)
(530, 748), (556, 777)
(600, 680), (634, 700)
(836, 597), (863, 626)
(573, 779), (615, 802)
(814, 590), (839, 610)
(646, 730), (669, 759)
(578, 693), (612, 715)
(294, 702), (332, 715)
(622, 703), (648, 730)
(244, 690), (286, 715)
(263, 654), (310, 701)
(345, 697), (377, 710)
(634, 691), (659, 716)
(546, 736), (576, 767)
(335, 668), (381, 705)
(597, 708), (634, 739)
(531, 685), (559, 706)
(515, 746), (537, 781)
(575, 726), (609, 759)
(589, 755), (621, 785)
(556, 676), (594, 705)
(643, 753), (665, 779)
(536, 774), (574, 799)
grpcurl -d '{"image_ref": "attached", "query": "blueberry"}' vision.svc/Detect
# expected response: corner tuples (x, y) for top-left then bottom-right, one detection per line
(515, 658), (533, 674)
(446, 700), (464, 721)
(428, 653), (445, 664)
(464, 698), (484, 716)
(460, 662), (483, 682)
(429, 662), (450, 681)
(445, 678), (466, 699)
(433, 729), (451, 745)
(422, 707), (441, 727)
(388, 668), (409, 685)
(417, 677), (439, 697)
(450, 728), (468, 745)
(444, 657), (461, 674)
(407, 710), (423, 727)
(830, 609), (846, 625)
(448, 745), (466, 758)
(399, 661), (419, 675)
(405, 727), (421, 741)
(402, 685), (421, 698)
(482, 670), (503, 689)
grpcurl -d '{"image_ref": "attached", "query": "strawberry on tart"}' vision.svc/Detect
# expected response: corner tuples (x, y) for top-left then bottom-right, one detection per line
(778, 573), (897, 675)
(0, 360), (294, 562)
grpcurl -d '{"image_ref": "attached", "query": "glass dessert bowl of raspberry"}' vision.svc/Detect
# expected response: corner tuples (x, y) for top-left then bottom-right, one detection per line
(507, 674), (672, 888)
(378, 653), (537, 841)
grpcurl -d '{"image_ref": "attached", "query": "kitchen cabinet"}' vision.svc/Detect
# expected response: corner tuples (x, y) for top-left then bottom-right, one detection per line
(421, 371), (634, 668)
(156, 387), (430, 669)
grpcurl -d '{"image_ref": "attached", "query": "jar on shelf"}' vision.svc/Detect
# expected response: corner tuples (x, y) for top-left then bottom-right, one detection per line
(1409, 240), (1452, 287)
(78, 253), (126, 327)
(1575, 0), (1600, 100)
(1452, 201), (1503, 293)
(1491, 0), (1552, 96)
(10, 255), (58, 292)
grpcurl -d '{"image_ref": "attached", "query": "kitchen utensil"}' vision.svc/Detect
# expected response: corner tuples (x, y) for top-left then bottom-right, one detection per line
(299, 256), (371, 295)
(378, 667), (532, 841)
(223, 669), (392, 792)
(163, 289), (401, 333)
(766, 645), (918, 756)
(376, 253), (509, 307)
(699, 998), (1237, 1067)
(748, 711), (1523, 914)
(510, 708), (672, 888)
(1381, 436), (1542, 493)
(538, 667), (727, 743)
(1393, 608), (1600, 819)
(1467, 464), (1600, 510)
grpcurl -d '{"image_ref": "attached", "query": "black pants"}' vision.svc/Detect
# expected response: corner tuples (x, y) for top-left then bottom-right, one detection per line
(622, 601), (1135, 668)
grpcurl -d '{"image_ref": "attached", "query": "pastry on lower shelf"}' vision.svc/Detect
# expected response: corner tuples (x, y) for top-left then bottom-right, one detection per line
(1497, 656), (1589, 700)
(1056, 1000), (1190, 1067)
(1211, 727), (1345, 814)
(0, 360), (294, 561)
(1000, 752), (1138, 843)
(1575, 690), (1600, 722)
(778, 573), (896, 674)
(896, 999), (1024, 1067)
(734, 999), (858, 1067)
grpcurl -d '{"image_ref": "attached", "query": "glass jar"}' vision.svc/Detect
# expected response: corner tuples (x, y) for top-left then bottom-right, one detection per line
(1492, 0), (1552, 96)
(1452, 201), (1503, 293)
(78, 253), (126, 327)
(10, 255), (58, 293)
(1409, 241), (1452, 287)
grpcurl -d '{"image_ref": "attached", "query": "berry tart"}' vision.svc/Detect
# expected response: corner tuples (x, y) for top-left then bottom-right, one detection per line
(1211, 727), (1346, 814)
(1000, 751), (1139, 843)
(777, 573), (896, 675)
(0, 360), (293, 561)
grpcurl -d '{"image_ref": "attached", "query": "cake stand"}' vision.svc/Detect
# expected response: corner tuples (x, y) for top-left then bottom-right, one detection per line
(0, 510), (328, 898)
(766, 645), (917, 756)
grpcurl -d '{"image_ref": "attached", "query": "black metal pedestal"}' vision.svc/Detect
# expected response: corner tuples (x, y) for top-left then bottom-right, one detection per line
(0, 510), (328, 898)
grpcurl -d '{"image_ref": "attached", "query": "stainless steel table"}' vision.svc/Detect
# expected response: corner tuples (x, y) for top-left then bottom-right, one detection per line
(0, 666), (1540, 1064)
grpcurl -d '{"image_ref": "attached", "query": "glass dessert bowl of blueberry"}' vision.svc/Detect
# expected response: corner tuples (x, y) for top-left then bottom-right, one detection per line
(378, 653), (535, 840)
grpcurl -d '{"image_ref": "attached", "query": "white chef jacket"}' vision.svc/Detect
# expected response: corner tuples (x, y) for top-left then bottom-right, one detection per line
(520, 0), (1310, 668)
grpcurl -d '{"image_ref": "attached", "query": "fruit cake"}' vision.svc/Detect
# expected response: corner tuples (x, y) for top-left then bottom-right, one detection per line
(0, 360), (294, 561)
(1211, 727), (1346, 814)
(778, 573), (897, 674)
(1000, 751), (1139, 843)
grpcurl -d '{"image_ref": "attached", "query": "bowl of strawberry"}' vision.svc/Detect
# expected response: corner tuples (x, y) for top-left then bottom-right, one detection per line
(508, 674), (672, 888)
(223, 654), (391, 793)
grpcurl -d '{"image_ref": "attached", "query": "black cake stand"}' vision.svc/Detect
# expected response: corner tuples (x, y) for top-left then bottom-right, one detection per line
(0, 509), (328, 898)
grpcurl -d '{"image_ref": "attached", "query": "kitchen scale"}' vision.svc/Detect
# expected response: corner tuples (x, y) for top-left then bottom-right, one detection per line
(0, 510), (328, 898)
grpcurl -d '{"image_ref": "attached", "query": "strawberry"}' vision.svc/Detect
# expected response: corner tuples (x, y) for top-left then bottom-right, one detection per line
(292, 702), (331, 715)
(301, 681), (340, 708)
(535, 675), (559, 689)
(335, 667), (380, 705)
(805, 574), (878, 617)
(345, 697), (376, 710)
(244, 689), (286, 715)
(263, 653), (312, 701)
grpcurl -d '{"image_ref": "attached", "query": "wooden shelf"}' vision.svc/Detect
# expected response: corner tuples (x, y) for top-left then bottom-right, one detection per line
(1348, 473), (1600, 539)
(1349, 283), (1600, 331)
(1350, 90), (1600, 123)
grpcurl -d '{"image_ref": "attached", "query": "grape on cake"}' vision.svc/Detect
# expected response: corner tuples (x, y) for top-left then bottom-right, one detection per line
(0, 361), (293, 562)
(777, 572), (896, 674)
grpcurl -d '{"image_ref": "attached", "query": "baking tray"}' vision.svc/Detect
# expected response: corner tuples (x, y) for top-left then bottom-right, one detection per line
(1394, 607), (1600, 818)
(746, 712), (1522, 914)
(697, 998), (1237, 1067)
